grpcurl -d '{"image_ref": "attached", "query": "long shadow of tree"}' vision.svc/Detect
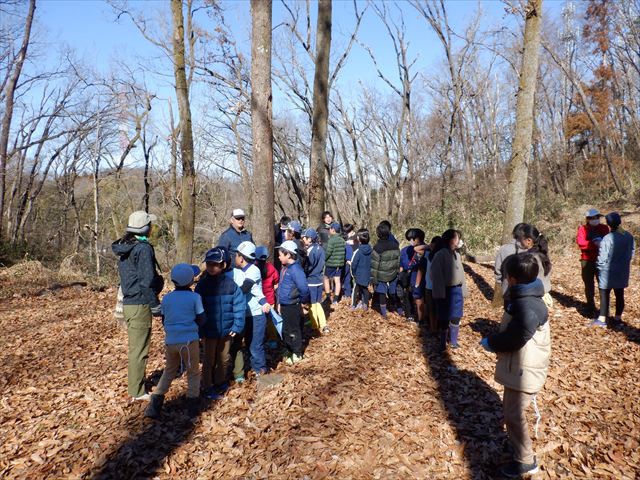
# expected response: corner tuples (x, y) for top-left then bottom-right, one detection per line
(463, 264), (494, 302)
(420, 318), (508, 479)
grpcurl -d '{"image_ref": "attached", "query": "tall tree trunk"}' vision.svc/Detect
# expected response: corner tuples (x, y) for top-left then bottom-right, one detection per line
(0, 0), (36, 239)
(307, 0), (332, 225)
(171, 0), (196, 263)
(250, 0), (274, 251)
(168, 99), (180, 245)
(501, 0), (543, 243)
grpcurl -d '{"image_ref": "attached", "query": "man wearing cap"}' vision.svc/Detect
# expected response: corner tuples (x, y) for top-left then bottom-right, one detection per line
(217, 209), (254, 255)
(112, 210), (163, 401)
(576, 208), (610, 314)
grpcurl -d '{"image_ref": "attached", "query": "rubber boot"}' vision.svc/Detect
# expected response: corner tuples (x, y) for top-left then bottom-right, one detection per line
(449, 324), (460, 349)
(145, 394), (164, 419)
(380, 305), (387, 319)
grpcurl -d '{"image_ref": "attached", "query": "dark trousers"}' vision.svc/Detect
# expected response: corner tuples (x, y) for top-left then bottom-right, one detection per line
(599, 288), (625, 317)
(352, 283), (370, 307)
(580, 260), (597, 309)
(281, 304), (303, 356)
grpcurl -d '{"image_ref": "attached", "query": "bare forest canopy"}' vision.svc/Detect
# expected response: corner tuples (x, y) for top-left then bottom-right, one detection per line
(1, 0), (639, 275)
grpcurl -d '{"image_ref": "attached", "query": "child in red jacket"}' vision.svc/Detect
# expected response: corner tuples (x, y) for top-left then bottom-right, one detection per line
(576, 208), (609, 315)
(256, 246), (279, 347)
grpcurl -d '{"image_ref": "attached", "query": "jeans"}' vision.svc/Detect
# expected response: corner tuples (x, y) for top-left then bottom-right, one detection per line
(245, 314), (267, 373)
(599, 288), (625, 317)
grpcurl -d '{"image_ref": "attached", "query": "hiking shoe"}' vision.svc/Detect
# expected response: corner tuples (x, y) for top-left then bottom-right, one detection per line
(132, 393), (151, 402)
(591, 319), (607, 328)
(499, 457), (539, 478)
(322, 326), (330, 334)
(144, 394), (164, 419)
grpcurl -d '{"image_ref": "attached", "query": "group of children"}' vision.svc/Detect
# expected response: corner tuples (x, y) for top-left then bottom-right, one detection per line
(139, 210), (556, 478)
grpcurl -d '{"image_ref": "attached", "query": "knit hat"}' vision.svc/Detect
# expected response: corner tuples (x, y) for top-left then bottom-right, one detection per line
(237, 241), (256, 260)
(126, 211), (157, 235)
(171, 263), (200, 287)
(277, 240), (298, 254)
(605, 212), (621, 228)
(302, 228), (318, 240)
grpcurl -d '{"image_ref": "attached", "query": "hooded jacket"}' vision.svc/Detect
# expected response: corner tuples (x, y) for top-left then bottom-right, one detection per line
(371, 238), (400, 284)
(325, 234), (346, 268)
(112, 237), (161, 308)
(488, 279), (550, 394)
(350, 244), (372, 286)
(195, 273), (245, 338)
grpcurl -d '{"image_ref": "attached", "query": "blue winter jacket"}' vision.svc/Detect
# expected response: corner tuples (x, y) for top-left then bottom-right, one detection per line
(217, 227), (254, 254)
(195, 272), (245, 338)
(278, 262), (311, 305)
(305, 244), (325, 285)
(596, 229), (635, 289)
(350, 244), (372, 287)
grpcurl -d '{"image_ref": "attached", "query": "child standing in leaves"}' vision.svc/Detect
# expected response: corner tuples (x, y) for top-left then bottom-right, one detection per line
(371, 222), (400, 319)
(350, 229), (372, 310)
(256, 246), (280, 347)
(324, 222), (346, 304)
(145, 263), (205, 419)
(195, 248), (245, 400)
(277, 240), (310, 364)
(480, 253), (550, 478)
(302, 228), (329, 334)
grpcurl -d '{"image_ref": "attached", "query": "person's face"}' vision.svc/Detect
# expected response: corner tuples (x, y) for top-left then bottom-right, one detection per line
(323, 214), (333, 225)
(235, 253), (243, 267)
(302, 236), (312, 247)
(285, 229), (295, 240)
(409, 238), (418, 246)
(232, 215), (246, 231)
(278, 250), (288, 264)
(521, 237), (534, 249)
(206, 262), (224, 276)
(450, 234), (460, 250)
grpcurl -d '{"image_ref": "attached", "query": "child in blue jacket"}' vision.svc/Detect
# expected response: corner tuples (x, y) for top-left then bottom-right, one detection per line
(350, 229), (372, 310)
(302, 228), (329, 334)
(195, 247), (245, 399)
(277, 240), (311, 364)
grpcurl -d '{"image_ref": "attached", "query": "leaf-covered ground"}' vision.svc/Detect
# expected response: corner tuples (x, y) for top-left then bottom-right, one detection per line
(0, 256), (638, 479)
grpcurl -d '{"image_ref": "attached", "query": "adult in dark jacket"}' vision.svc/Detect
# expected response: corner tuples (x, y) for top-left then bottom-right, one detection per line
(371, 223), (400, 318)
(217, 208), (254, 255)
(112, 210), (162, 400)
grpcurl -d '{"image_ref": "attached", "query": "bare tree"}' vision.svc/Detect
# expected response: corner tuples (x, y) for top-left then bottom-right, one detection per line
(501, 0), (543, 242)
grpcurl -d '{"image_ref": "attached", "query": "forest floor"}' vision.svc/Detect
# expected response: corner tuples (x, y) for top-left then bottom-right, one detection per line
(0, 255), (639, 479)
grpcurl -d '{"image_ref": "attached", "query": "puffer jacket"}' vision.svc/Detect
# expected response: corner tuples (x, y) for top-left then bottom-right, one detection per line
(195, 272), (245, 338)
(371, 238), (400, 284)
(325, 234), (346, 268)
(488, 279), (550, 394)
(112, 237), (161, 308)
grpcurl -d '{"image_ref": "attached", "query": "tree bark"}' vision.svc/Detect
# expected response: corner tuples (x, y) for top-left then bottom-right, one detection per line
(0, 0), (36, 239)
(250, 0), (274, 251)
(171, 0), (196, 263)
(501, 0), (543, 243)
(307, 0), (332, 225)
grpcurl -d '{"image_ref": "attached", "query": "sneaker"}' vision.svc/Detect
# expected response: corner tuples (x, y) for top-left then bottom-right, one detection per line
(204, 388), (223, 400)
(499, 457), (539, 478)
(406, 316), (415, 323)
(591, 318), (607, 328)
(286, 353), (302, 365)
(215, 382), (229, 394)
(234, 376), (245, 384)
(322, 326), (330, 334)
(132, 393), (151, 402)
(332, 299), (338, 305)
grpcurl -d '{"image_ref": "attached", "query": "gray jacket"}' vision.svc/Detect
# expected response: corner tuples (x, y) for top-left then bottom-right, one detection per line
(597, 229), (635, 289)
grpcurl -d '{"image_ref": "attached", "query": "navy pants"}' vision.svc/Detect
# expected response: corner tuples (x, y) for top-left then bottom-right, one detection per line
(245, 313), (267, 373)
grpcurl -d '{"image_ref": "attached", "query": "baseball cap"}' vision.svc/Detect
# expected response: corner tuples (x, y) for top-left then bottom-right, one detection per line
(605, 212), (621, 228)
(204, 247), (225, 263)
(232, 208), (246, 219)
(237, 241), (256, 260)
(171, 263), (200, 287)
(330, 222), (341, 232)
(287, 220), (302, 233)
(585, 208), (602, 218)
(255, 246), (269, 260)
(126, 211), (157, 234)
(277, 240), (298, 254)
(302, 228), (318, 240)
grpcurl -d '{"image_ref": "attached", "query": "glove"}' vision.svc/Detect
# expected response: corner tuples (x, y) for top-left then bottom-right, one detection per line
(150, 304), (163, 317)
(480, 337), (494, 352)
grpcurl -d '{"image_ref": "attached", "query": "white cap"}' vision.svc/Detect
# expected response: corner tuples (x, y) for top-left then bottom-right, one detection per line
(237, 241), (256, 260)
(585, 208), (602, 218)
(277, 240), (298, 254)
(126, 211), (157, 234)
(232, 208), (246, 218)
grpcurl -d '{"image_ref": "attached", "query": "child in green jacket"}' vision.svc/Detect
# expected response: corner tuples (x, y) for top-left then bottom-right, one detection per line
(323, 222), (346, 304)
